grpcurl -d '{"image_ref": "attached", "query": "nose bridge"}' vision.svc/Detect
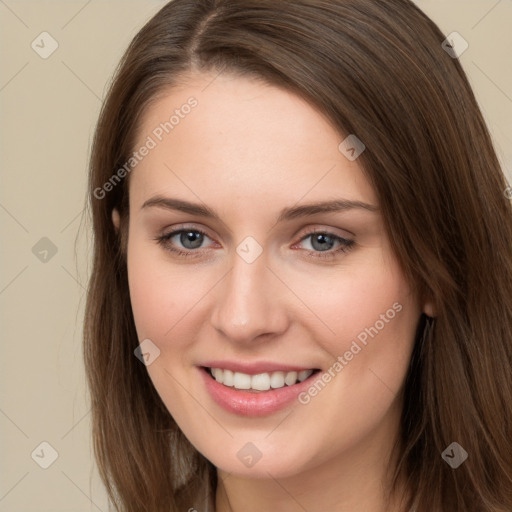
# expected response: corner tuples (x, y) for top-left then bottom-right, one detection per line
(211, 246), (286, 342)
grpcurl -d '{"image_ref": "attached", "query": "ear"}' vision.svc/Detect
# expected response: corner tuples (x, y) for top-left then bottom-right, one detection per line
(422, 299), (436, 318)
(112, 208), (120, 231)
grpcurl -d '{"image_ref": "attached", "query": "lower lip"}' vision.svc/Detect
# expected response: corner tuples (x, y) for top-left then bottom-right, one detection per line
(199, 367), (319, 417)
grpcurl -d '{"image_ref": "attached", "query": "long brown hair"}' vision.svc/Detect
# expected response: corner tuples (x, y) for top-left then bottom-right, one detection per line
(83, 1), (512, 510)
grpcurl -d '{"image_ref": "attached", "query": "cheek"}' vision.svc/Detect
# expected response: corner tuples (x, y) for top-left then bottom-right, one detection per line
(126, 234), (208, 343)
(290, 251), (415, 342)
(126, 238), (205, 411)
(128, 231), (418, 358)
(128, 240), (178, 345)
(289, 249), (420, 398)
(127, 261), (175, 341)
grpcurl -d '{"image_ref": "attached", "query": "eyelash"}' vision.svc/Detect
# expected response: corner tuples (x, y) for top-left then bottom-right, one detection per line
(155, 226), (355, 260)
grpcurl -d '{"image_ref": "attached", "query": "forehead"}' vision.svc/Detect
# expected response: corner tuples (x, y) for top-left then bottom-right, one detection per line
(129, 70), (377, 210)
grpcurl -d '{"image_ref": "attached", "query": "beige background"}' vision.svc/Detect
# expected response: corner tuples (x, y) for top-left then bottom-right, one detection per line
(1, 1), (511, 510)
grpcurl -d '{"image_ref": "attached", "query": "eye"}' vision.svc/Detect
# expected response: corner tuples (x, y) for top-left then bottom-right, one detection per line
(294, 229), (355, 260)
(155, 226), (215, 258)
(155, 226), (355, 260)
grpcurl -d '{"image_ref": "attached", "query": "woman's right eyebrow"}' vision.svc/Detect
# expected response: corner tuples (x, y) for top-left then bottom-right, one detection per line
(141, 196), (379, 222)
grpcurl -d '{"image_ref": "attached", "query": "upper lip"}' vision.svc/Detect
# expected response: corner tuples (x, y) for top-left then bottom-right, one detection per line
(200, 360), (318, 375)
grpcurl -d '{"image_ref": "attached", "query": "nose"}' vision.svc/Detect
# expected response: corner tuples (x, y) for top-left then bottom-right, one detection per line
(210, 248), (289, 345)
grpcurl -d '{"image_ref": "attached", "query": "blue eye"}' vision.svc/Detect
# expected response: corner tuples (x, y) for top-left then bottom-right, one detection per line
(156, 228), (212, 257)
(296, 231), (355, 259)
(155, 227), (355, 260)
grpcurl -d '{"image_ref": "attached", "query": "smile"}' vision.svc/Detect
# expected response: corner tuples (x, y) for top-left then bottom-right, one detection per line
(199, 365), (322, 416)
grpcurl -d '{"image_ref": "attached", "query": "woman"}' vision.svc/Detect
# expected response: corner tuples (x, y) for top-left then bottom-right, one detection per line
(83, 1), (512, 511)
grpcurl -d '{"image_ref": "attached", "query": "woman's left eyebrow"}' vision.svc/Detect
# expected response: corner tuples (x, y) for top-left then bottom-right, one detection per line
(141, 196), (379, 222)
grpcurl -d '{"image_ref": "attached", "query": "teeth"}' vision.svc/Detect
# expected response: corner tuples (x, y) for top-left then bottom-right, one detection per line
(298, 369), (313, 382)
(223, 369), (234, 387)
(251, 373), (271, 391)
(284, 371), (298, 386)
(233, 372), (251, 389)
(269, 371), (285, 389)
(212, 368), (224, 384)
(209, 368), (315, 391)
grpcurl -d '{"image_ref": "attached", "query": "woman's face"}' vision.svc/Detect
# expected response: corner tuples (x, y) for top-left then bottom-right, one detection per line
(122, 70), (429, 478)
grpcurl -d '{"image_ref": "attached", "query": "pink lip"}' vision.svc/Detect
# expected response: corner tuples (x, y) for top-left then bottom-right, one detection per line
(200, 360), (315, 375)
(198, 366), (319, 417)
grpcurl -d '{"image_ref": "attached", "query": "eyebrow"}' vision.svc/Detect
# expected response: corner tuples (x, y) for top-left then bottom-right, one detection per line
(141, 196), (378, 222)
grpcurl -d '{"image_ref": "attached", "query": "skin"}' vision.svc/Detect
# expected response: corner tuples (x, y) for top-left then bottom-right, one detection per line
(113, 70), (434, 512)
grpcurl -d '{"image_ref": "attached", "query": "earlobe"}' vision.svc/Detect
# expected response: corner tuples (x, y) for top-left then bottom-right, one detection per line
(423, 300), (436, 318)
(112, 208), (120, 231)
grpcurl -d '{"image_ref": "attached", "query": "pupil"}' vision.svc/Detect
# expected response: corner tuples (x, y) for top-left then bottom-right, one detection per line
(181, 231), (203, 249)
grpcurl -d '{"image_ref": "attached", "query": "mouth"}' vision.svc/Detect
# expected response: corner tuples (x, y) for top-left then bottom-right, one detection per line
(198, 361), (323, 416)
(201, 366), (322, 393)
